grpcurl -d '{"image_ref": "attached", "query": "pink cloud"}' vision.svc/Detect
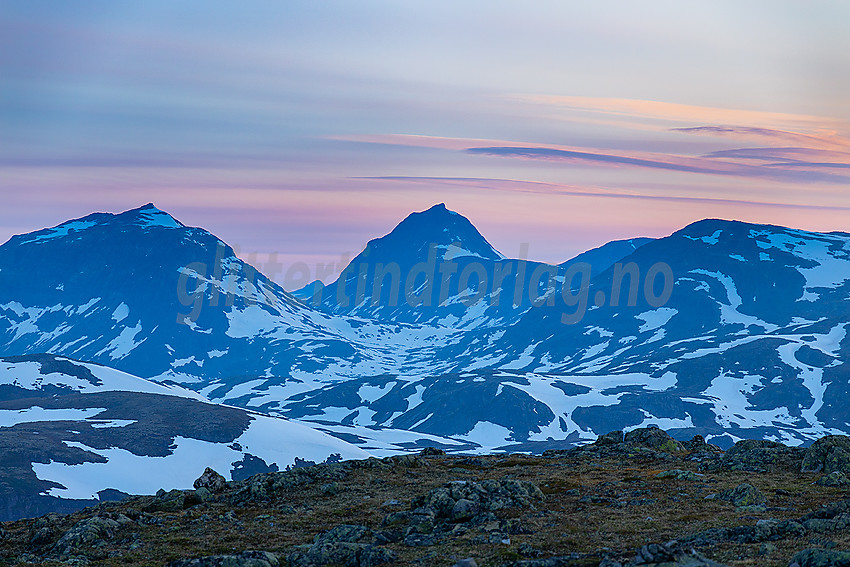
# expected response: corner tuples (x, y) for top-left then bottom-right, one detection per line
(675, 126), (849, 150)
(507, 94), (840, 131)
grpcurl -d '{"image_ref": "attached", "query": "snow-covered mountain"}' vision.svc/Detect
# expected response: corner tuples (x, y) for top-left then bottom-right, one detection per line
(0, 204), (455, 386)
(0, 354), (368, 521)
(561, 236), (653, 278)
(2, 205), (849, 458)
(295, 203), (648, 329)
(265, 219), (850, 451)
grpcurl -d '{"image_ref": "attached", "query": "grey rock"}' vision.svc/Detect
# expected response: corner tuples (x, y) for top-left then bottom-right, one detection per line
(194, 487), (214, 502)
(289, 524), (396, 567)
(29, 526), (56, 549)
(194, 467), (228, 493)
(146, 489), (186, 512)
(716, 439), (804, 473)
(451, 499), (480, 522)
(419, 447), (445, 456)
(802, 435), (850, 475)
(815, 471), (850, 487)
(453, 560), (477, 567)
(314, 525), (369, 546)
(789, 548), (850, 567)
(624, 427), (683, 452)
(717, 483), (767, 507)
(167, 550), (280, 567)
(50, 516), (122, 558)
(595, 431), (624, 446)
(372, 530), (402, 545)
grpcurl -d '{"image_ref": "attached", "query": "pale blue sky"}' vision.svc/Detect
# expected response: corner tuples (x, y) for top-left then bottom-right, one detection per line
(2, 1), (848, 284)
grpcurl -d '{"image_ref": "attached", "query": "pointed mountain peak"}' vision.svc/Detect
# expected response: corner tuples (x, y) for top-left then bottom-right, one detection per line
(379, 204), (503, 261)
(9, 204), (185, 247)
(421, 202), (453, 215)
(118, 203), (184, 229)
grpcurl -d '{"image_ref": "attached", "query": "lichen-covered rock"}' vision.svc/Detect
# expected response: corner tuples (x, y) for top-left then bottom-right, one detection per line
(681, 435), (708, 451)
(802, 435), (850, 475)
(623, 427), (684, 452)
(230, 462), (351, 504)
(451, 499), (480, 522)
(684, 518), (806, 547)
(789, 548), (850, 567)
(386, 454), (427, 468)
(406, 508), (436, 536)
(716, 439), (804, 473)
(595, 430), (624, 446)
(419, 479), (543, 520)
(144, 489), (186, 512)
(167, 550), (280, 567)
(501, 540), (730, 566)
(313, 525), (369, 546)
(815, 471), (850, 487)
(28, 526), (57, 550)
(717, 483), (766, 507)
(631, 541), (731, 566)
(288, 541), (396, 567)
(419, 447), (446, 456)
(50, 516), (122, 558)
(194, 487), (215, 502)
(194, 467), (228, 493)
(381, 478), (543, 549)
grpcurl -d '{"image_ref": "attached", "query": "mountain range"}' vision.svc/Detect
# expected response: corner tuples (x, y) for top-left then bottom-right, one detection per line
(1, 202), (849, 518)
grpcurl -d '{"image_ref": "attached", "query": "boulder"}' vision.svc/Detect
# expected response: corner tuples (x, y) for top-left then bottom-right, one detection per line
(815, 471), (850, 487)
(451, 499), (480, 522)
(194, 467), (228, 493)
(623, 427), (683, 452)
(50, 516), (122, 558)
(595, 431), (624, 446)
(718, 483), (766, 507)
(145, 489), (186, 512)
(719, 439), (804, 472)
(167, 550), (280, 567)
(313, 525), (369, 546)
(419, 447), (446, 456)
(802, 435), (850, 475)
(789, 548), (850, 567)
(288, 540), (395, 566)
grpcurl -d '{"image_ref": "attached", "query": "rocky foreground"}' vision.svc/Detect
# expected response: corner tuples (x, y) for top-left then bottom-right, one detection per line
(5, 428), (850, 566)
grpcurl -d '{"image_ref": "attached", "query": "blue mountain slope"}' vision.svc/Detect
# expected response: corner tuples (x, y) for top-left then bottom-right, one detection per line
(3, 206), (850, 453)
(298, 204), (649, 329)
(274, 219), (850, 449)
(0, 354), (368, 521)
(0, 204), (452, 386)
(561, 237), (653, 278)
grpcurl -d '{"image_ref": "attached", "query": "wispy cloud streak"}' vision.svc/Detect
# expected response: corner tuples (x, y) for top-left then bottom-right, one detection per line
(674, 126), (849, 150)
(361, 176), (850, 212)
(510, 95), (840, 130)
(466, 146), (850, 184)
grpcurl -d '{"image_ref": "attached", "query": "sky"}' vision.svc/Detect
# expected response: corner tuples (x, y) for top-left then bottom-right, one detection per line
(2, 1), (849, 287)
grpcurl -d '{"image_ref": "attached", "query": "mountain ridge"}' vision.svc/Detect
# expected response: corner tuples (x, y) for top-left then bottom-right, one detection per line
(1, 204), (849, 458)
